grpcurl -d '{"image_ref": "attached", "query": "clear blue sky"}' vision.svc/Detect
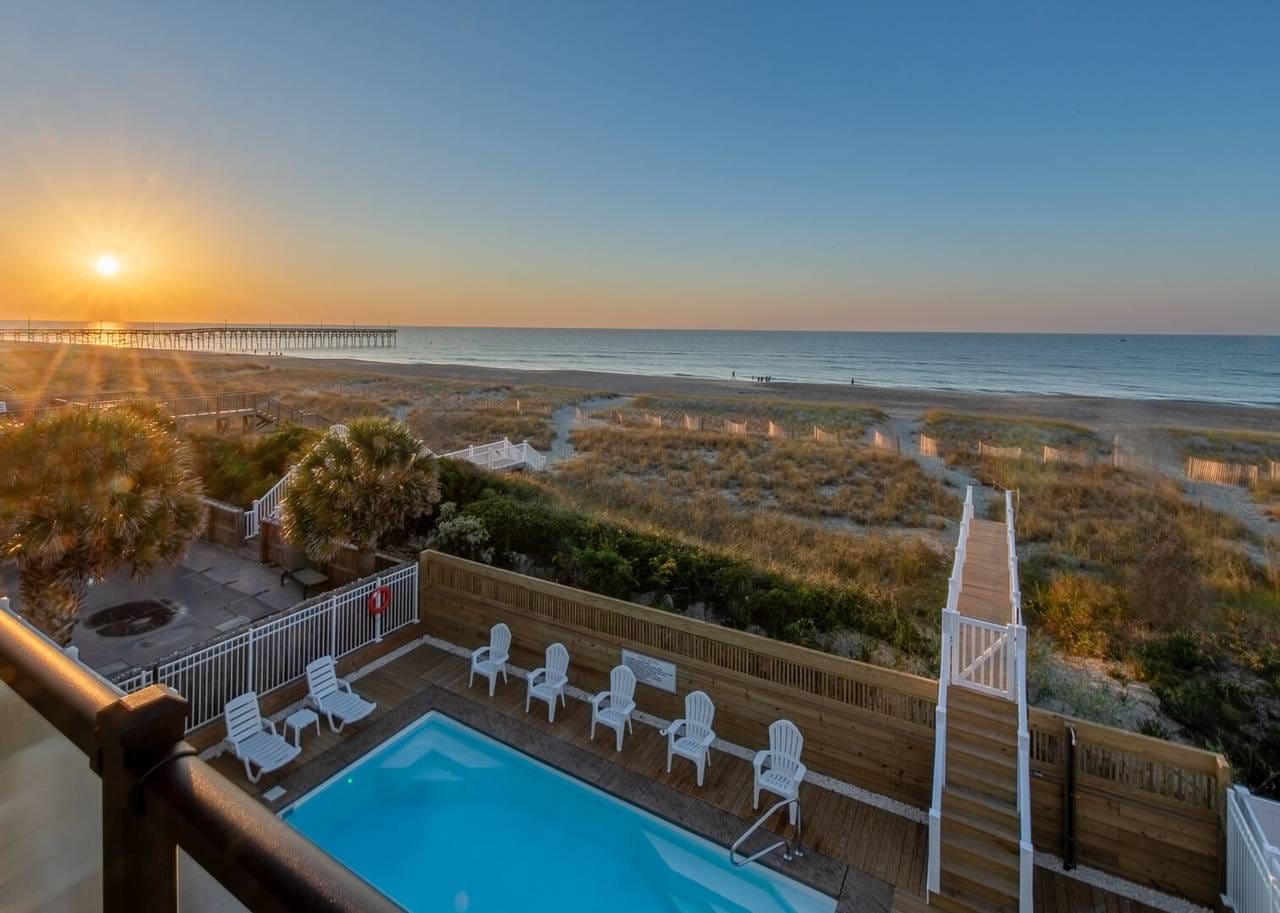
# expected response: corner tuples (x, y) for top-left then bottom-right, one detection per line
(1, 1), (1277, 331)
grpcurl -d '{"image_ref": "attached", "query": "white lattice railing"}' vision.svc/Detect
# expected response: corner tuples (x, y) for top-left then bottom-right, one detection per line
(114, 562), (418, 732)
(1226, 787), (1280, 913)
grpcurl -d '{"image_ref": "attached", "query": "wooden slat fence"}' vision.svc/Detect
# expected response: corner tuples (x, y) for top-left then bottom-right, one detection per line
(724, 419), (748, 435)
(643, 412), (663, 429)
(1042, 445), (1092, 466)
(422, 550), (938, 807)
(872, 429), (900, 452)
(812, 425), (838, 443)
(767, 420), (786, 439)
(978, 441), (1023, 460)
(918, 434), (939, 457)
(1186, 456), (1262, 487)
(1027, 709), (1228, 905)
(419, 550), (1230, 904)
(682, 414), (701, 431)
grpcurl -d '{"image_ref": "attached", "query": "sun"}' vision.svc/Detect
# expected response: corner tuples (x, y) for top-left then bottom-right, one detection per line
(94, 253), (122, 277)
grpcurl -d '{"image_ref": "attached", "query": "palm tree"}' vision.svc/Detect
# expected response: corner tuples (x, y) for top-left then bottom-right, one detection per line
(281, 417), (440, 561)
(0, 403), (205, 644)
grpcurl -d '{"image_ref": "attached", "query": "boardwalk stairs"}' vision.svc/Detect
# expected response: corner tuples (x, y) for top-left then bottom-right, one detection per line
(928, 488), (1032, 913)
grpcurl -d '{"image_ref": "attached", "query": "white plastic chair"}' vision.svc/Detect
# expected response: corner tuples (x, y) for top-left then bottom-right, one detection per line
(753, 719), (807, 824)
(590, 665), (637, 751)
(223, 691), (301, 783)
(525, 642), (570, 721)
(663, 690), (716, 786)
(469, 622), (512, 696)
(305, 656), (377, 732)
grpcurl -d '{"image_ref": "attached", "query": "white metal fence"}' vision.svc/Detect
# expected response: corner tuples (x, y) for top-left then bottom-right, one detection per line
(114, 561), (419, 732)
(1226, 786), (1280, 913)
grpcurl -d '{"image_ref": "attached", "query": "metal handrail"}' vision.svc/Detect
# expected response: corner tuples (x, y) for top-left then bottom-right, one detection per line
(729, 797), (803, 867)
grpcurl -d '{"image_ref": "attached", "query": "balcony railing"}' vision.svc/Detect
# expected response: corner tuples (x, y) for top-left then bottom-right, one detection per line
(0, 596), (400, 913)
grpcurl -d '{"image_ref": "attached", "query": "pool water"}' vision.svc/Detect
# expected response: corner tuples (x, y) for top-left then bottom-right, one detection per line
(283, 711), (836, 913)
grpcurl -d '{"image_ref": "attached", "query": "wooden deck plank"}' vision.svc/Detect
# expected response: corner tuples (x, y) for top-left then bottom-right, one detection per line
(209, 640), (1159, 912)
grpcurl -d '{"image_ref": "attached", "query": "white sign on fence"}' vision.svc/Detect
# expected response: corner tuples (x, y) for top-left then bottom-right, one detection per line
(621, 648), (677, 693)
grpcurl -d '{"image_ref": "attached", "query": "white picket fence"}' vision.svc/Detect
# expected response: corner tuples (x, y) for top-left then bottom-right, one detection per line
(1225, 786), (1280, 913)
(115, 561), (419, 732)
(1186, 456), (1262, 487)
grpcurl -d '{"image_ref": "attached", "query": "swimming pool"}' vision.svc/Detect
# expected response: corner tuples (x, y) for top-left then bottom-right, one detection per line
(283, 711), (836, 913)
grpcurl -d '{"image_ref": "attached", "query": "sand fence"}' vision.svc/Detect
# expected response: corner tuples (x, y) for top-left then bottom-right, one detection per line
(978, 441), (1023, 460)
(1186, 456), (1262, 487)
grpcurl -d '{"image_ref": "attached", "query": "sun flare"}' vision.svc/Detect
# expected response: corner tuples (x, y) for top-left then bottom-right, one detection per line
(94, 253), (122, 277)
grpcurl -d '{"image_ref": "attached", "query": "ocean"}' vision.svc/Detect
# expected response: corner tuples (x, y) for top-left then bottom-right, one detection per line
(3, 323), (1277, 406)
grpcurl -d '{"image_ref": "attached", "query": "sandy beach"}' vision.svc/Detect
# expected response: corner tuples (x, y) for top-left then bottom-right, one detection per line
(4, 342), (1280, 435)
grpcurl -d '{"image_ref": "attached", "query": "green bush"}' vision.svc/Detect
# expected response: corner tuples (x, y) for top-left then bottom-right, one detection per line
(188, 425), (317, 506)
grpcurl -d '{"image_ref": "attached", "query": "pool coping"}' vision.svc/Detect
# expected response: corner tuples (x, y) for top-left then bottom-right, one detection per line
(257, 684), (893, 912)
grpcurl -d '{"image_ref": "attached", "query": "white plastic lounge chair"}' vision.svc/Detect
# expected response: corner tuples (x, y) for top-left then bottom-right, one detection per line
(223, 691), (301, 784)
(590, 665), (637, 751)
(525, 642), (570, 721)
(753, 719), (807, 824)
(662, 690), (717, 786)
(305, 655), (376, 732)
(469, 622), (512, 697)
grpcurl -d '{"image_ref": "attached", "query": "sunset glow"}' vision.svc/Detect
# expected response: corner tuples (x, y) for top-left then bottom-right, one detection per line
(94, 254), (122, 278)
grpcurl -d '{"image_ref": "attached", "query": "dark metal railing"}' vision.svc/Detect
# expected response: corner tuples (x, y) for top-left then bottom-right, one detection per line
(0, 606), (400, 913)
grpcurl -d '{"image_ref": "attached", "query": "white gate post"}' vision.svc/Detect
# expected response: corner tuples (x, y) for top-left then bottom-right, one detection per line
(329, 596), (338, 657)
(374, 576), (383, 644)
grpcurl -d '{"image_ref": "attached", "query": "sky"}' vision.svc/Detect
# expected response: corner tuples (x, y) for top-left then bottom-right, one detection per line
(1, 1), (1277, 333)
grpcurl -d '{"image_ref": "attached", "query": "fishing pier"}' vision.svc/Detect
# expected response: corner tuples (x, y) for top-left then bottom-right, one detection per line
(0, 325), (397, 352)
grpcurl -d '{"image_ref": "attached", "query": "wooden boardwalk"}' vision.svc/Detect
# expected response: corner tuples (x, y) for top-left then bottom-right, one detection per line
(955, 518), (1014, 624)
(212, 641), (1164, 913)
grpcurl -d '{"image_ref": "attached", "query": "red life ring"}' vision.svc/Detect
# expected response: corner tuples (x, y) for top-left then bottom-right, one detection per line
(368, 585), (393, 616)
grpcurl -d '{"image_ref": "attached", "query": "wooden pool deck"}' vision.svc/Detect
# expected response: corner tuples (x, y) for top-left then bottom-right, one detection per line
(211, 641), (1165, 913)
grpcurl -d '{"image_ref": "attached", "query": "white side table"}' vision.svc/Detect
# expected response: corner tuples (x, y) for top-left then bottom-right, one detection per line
(284, 707), (320, 748)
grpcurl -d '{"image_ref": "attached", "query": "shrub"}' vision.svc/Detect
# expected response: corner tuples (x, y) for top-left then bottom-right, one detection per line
(1032, 573), (1122, 656)
(427, 502), (494, 564)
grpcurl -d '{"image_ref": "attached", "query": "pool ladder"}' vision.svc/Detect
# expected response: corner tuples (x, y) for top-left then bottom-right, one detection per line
(729, 797), (803, 867)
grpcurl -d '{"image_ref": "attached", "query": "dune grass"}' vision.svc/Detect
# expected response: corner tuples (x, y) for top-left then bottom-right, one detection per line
(922, 410), (1102, 459)
(559, 426), (958, 528)
(615, 393), (884, 436)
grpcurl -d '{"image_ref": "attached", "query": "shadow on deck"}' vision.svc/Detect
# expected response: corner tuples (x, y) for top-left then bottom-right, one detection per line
(210, 641), (1164, 913)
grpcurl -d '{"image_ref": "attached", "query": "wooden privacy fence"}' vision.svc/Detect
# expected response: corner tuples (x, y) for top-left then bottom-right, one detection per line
(419, 550), (1229, 902)
(1026, 709), (1228, 906)
(422, 550), (939, 807)
(1186, 456), (1262, 487)
(200, 497), (247, 550)
(978, 441), (1023, 460)
(918, 434), (939, 457)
